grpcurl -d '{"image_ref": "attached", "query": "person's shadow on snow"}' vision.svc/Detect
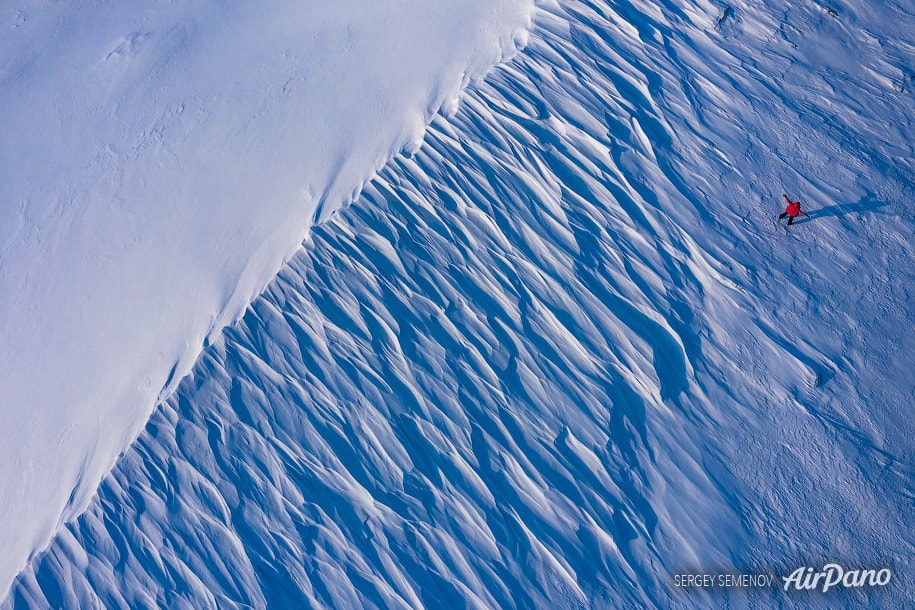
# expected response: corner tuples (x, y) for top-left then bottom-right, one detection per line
(792, 196), (891, 225)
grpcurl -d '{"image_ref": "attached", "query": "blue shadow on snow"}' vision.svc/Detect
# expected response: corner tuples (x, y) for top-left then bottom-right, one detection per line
(792, 196), (891, 225)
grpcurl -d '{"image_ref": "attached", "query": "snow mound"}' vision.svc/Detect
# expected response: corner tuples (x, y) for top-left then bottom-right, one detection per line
(6, 0), (915, 607)
(0, 0), (532, 598)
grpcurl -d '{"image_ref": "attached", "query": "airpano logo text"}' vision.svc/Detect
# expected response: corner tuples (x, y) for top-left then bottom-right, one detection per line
(782, 563), (892, 593)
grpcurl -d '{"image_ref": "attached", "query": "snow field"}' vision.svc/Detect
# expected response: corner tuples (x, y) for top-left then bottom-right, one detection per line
(0, 0), (532, 598)
(5, 0), (915, 607)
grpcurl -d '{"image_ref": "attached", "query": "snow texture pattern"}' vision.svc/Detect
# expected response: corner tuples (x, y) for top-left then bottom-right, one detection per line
(6, 0), (915, 608)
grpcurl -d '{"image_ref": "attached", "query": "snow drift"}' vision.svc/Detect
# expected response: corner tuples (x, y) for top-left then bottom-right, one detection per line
(0, 0), (532, 598)
(5, 0), (915, 607)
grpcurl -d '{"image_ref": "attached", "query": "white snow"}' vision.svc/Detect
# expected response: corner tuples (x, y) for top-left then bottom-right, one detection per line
(0, 0), (532, 598)
(3, 0), (915, 607)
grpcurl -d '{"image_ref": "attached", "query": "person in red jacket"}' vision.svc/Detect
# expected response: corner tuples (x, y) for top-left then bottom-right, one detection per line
(779, 194), (809, 225)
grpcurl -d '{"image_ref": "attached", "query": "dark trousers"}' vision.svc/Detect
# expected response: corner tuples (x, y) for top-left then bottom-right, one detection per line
(778, 212), (796, 225)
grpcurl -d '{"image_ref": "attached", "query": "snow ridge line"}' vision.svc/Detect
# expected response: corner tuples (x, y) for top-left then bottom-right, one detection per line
(6, 0), (915, 608)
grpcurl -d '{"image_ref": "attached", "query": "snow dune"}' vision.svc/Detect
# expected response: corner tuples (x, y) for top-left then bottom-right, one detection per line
(0, 0), (532, 598)
(6, 0), (915, 607)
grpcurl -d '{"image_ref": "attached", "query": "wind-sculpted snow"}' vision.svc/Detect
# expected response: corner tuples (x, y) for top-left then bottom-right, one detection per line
(0, 0), (532, 597)
(6, 0), (915, 607)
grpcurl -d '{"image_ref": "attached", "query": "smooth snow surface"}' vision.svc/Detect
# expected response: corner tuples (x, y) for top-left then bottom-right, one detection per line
(6, 0), (915, 608)
(0, 0), (532, 598)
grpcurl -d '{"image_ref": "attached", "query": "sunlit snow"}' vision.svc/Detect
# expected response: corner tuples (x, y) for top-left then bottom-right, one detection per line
(0, 0), (532, 597)
(3, 0), (915, 607)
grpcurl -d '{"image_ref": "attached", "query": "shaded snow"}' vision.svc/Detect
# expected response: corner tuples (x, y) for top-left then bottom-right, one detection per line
(6, 0), (915, 607)
(0, 0), (532, 598)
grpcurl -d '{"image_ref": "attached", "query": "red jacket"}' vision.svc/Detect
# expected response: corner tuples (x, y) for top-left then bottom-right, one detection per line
(783, 195), (809, 218)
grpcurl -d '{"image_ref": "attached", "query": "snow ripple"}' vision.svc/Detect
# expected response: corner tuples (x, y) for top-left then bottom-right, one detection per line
(7, 0), (915, 608)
